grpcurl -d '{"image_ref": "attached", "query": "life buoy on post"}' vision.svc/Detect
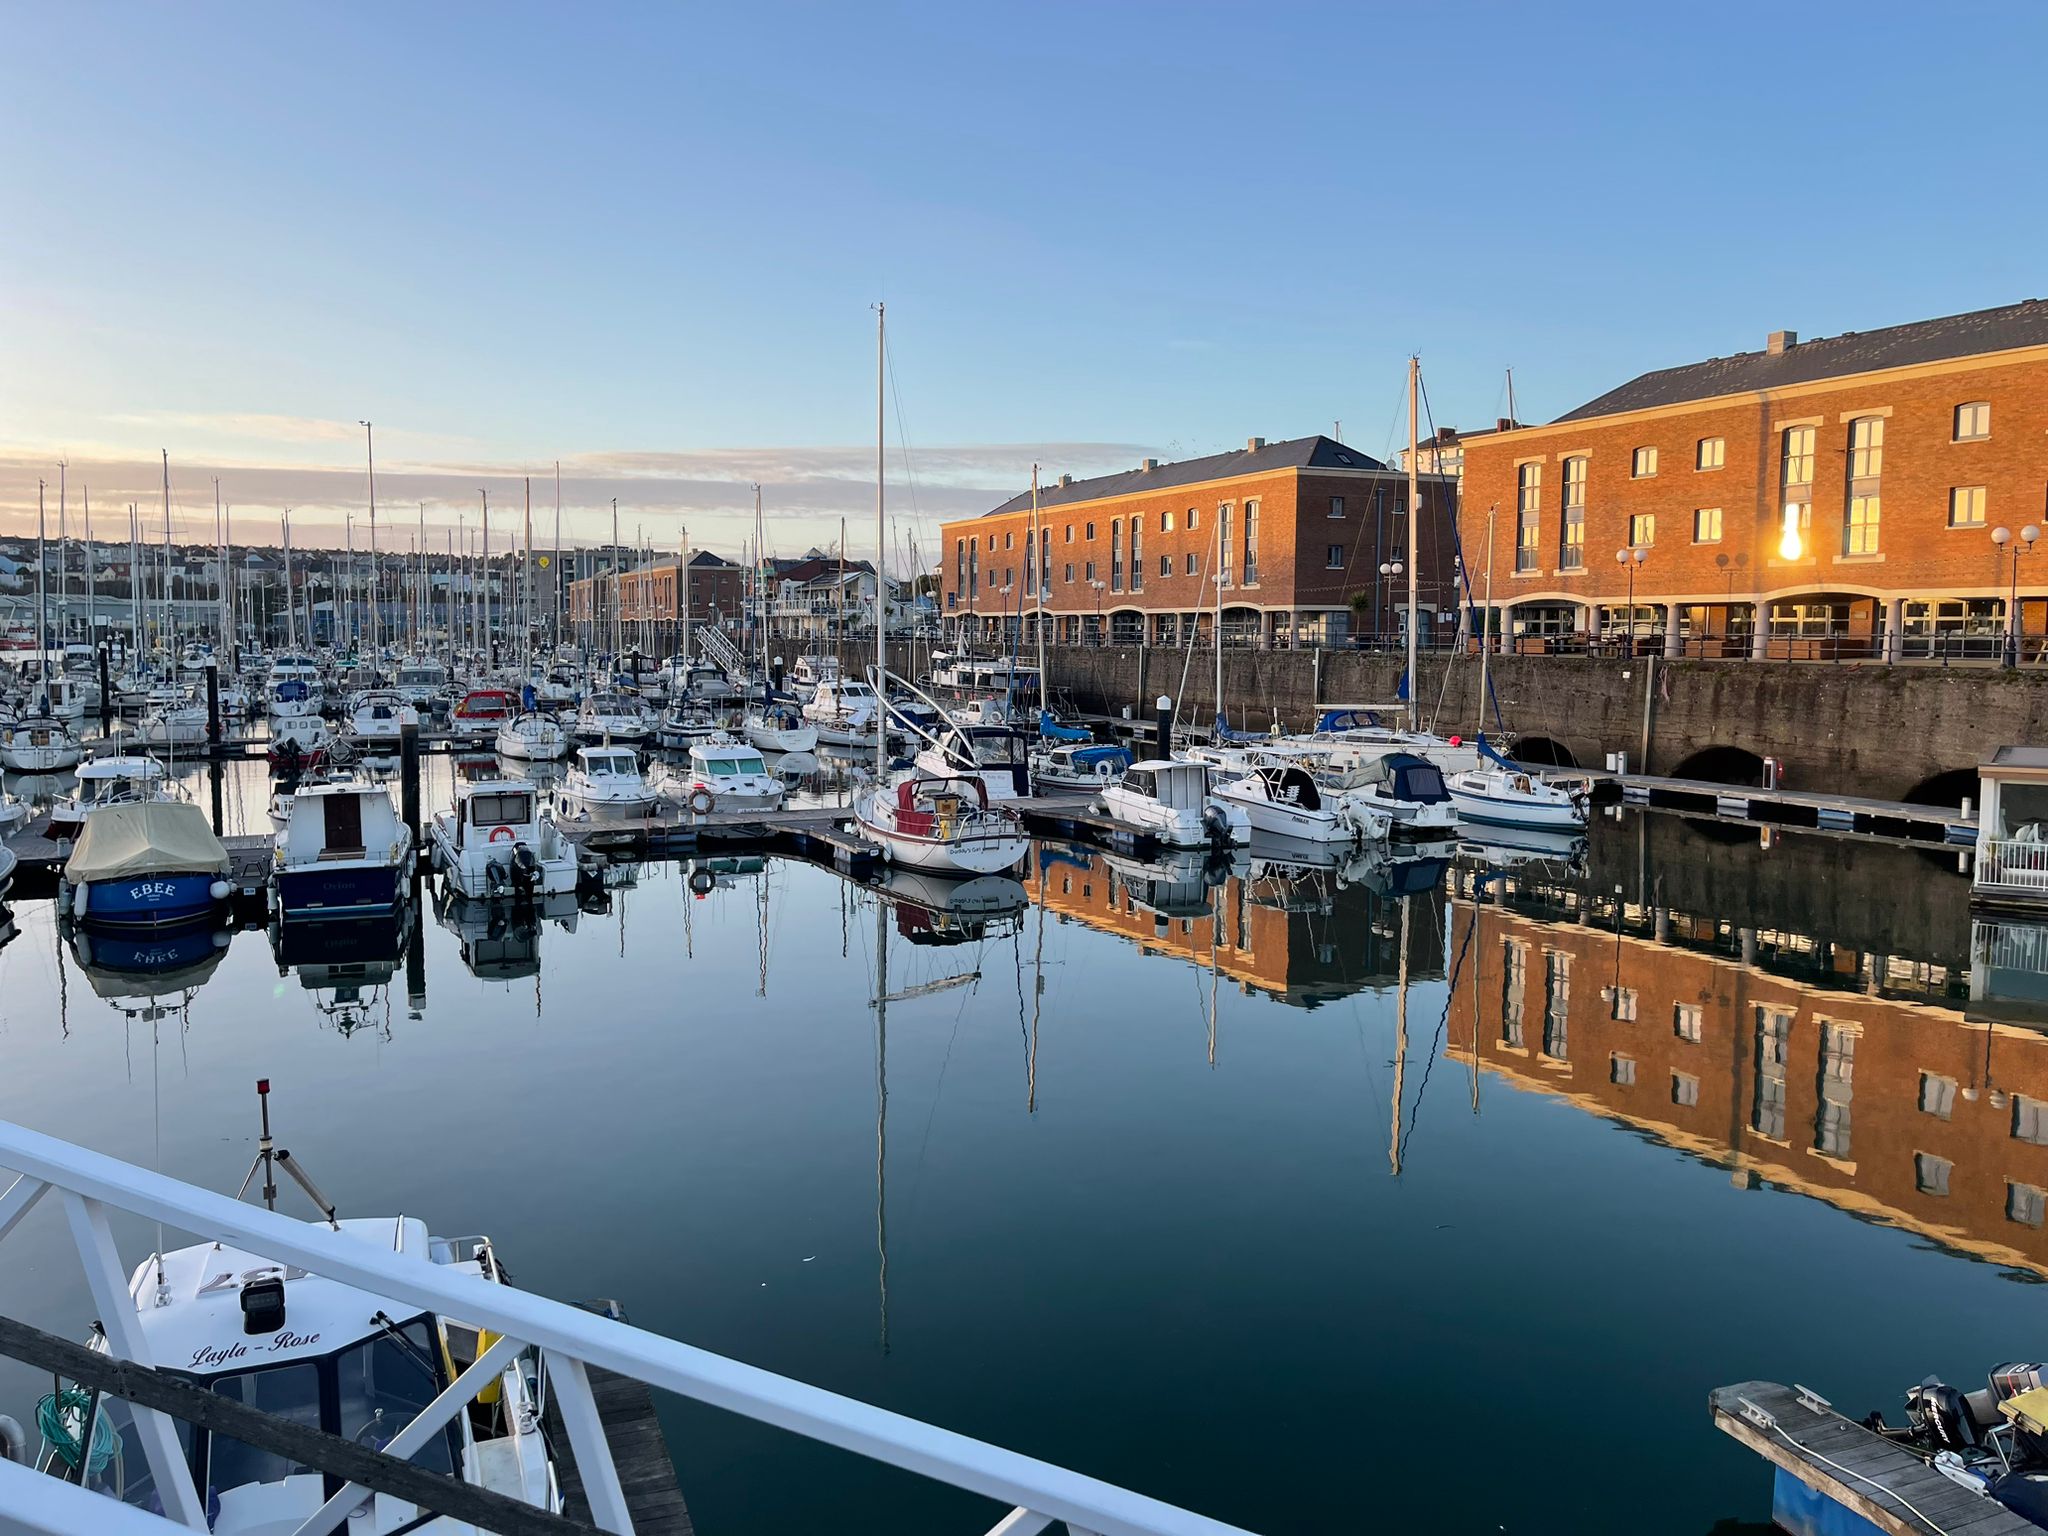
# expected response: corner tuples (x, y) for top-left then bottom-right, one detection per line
(687, 787), (716, 817)
(488, 824), (516, 845)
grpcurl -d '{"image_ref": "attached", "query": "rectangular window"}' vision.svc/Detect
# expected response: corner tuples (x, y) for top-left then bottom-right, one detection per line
(1085, 521), (1096, 540)
(1130, 520), (1143, 591)
(1693, 507), (1722, 544)
(1916, 1153), (1953, 1197)
(1752, 1008), (1791, 1139)
(1949, 486), (1986, 528)
(1185, 552), (1198, 575)
(1109, 520), (1122, 592)
(1542, 950), (1571, 1060)
(1084, 561), (1096, 582)
(1003, 531), (1013, 549)
(1782, 426), (1815, 497)
(1064, 525), (1074, 544)
(1560, 456), (1587, 570)
(1611, 987), (1638, 1022)
(1955, 401), (1990, 441)
(1516, 464), (1543, 572)
(1242, 499), (1259, 585)
(1188, 507), (1200, 531)
(2014, 1095), (2048, 1146)
(1162, 510), (1175, 532)
(2010, 1181), (2046, 1228)
(1674, 1003), (1703, 1042)
(1063, 562), (1073, 583)
(1628, 512), (1656, 547)
(1849, 415), (1885, 479)
(1919, 1071), (1958, 1120)
(1217, 505), (1233, 585)
(1326, 544), (1344, 569)
(1815, 1021), (1856, 1157)
(1501, 940), (1527, 1048)
(1696, 437), (1725, 470)
(1672, 1071), (1700, 1107)
(1330, 496), (1346, 519)
(1611, 1053), (1637, 1087)
(1845, 493), (1880, 555)
(1632, 446), (1658, 477)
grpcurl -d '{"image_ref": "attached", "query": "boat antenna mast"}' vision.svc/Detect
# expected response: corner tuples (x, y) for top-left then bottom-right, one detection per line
(231, 1078), (341, 1229)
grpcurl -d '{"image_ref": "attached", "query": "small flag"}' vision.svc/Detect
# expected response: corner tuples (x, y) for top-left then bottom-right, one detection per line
(1395, 669), (1410, 702)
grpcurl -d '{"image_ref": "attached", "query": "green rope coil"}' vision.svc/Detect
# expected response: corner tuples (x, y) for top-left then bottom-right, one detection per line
(37, 1386), (118, 1478)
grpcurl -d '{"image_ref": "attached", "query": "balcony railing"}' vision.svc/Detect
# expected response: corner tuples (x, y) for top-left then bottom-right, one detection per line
(1977, 836), (2048, 894)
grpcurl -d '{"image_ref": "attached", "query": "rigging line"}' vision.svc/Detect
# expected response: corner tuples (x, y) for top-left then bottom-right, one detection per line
(1398, 879), (1489, 1163)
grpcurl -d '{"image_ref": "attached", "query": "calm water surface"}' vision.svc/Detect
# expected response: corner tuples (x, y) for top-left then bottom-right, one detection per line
(0, 758), (2038, 1534)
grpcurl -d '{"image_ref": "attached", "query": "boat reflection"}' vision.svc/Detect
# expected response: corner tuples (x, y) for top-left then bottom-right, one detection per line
(65, 920), (229, 1021)
(877, 867), (1027, 946)
(267, 904), (417, 1039)
(433, 885), (581, 981)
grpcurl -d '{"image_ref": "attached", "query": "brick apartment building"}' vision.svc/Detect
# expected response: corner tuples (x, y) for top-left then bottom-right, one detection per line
(939, 435), (1460, 649)
(1457, 299), (2048, 659)
(567, 548), (744, 645)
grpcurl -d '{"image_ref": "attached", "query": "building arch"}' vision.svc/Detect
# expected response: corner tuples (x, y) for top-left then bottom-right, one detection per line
(1671, 744), (1767, 785)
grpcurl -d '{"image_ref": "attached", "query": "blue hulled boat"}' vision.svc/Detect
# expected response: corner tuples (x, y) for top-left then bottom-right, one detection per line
(62, 801), (232, 928)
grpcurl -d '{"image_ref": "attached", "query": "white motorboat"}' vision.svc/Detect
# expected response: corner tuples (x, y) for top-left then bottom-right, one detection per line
(0, 787), (28, 835)
(556, 743), (657, 816)
(265, 653), (324, 717)
(429, 776), (580, 898)
(137, 702), (210, 749)
(391, 657), (450, 706)
(1325, 749), (1460, 833)
(47, 754), (171, 840)
(1210, 758), (1392, 844)
(789, 653), (840, 690)
(0, 715), (84, 772)
(742, 699), (819, 753)
(495, 710), (571, 761)
(272, 779), (412, 919)
(802, 678), (886, 747)
(1095, 758), (1251, 848)
(1031, 740), (1134, 791)
(657, 734), (786, 813)
(268, 714), (333, 767)
(913, 723), (1033, 802)
(1446, 760), (1591, 831)
(1300, 709), (1484, 776)
(655, 699), (726, 749)
(343, 688), (419, 747)
(574, 691), (653, 745)
(854, 770), (1030, 875)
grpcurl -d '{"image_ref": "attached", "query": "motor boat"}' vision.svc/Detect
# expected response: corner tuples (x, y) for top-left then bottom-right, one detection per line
(1325, 750), (1460, 834)
(268, 715), (333, 771)
(556, 743), (657, 817)
(448, 687), (518, 744)
(655, 699), (726, 750)
(1444, 739), (1591, 831)
(742, 698), (819, 753)
(495, 711), (570, 762)
(947, 697), (1012, 728)
(136, 701), (211, 749)
(272, 779), (412, 920)
(1030, 740), (1133, 792)
(1210, 758), (1391, 844)
(573, 692), (653, 745)
(0, 715), (84, 772)
(46, 754), (171, 841)
(802, 678), (886, 747)
(789, 654), (840, 690)
(435, 883), (582, 978)
(1095, 759), (1251, 849)
(657, 734), (786, 814)
(343, 688), (418, 748)
(1301, 708), (1484, 776)
(429, 777), (580, 899)
(391, 656), (450, 706)
(61, 799), (233, 927)
(0, 787), (28, 836)
(854, 770), (1030, 875)
(32, 1090), (564, 1532)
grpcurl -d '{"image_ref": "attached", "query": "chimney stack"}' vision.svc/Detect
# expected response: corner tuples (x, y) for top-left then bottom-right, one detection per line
(1057, 474), (1073, 489)
(1767, 330), (1798, 355)
(1140, 457), (1159, 471)
(1495, 416), (1514, 433)
(1246, 436), (1267, 451)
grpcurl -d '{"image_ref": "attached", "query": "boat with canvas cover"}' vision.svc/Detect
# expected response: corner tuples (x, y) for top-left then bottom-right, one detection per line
(46, 754), (172, 841)
(61, 799), (232, 927)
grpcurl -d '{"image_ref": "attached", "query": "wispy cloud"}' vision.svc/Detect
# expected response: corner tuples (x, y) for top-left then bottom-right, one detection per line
(103, 412), (366, 445)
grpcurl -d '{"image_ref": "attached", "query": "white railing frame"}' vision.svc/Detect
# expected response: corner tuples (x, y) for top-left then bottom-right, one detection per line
(1977, 835), (2048, 892)
(0, 1120), (1262, 1536)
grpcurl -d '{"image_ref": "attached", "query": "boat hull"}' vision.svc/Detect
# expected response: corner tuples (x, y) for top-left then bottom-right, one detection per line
(1447, 787), (1587, 831)
(855, 796), (1028, 876)
(275, 860), (407, 920)
(73, 872), (225, 928)
(744, 722), (819, 753)
(1210, 786), (1357, 844)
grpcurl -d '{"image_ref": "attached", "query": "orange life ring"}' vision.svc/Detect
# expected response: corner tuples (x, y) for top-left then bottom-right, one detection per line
(488, 824), (516, 844)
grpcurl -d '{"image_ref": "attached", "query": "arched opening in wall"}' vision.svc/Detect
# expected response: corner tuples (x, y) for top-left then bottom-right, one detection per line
(1510, 736), (1579, 768)
(1672, 745), (1768, 786)
(1903, 768), (1979, 809)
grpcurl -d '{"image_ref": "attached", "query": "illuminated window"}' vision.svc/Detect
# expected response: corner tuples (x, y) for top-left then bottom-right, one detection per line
(1949, 486), (1986, 527)
(1218, 505), (1233, 585)
(1696, 437), (1725, 470)
(1752, 1008), (1791, 1138)
(1815, 1021), (1857, 1157)
(1129, 520), (1143, 591)
(1781, 426), (1815, 497)
(2014, 1095), (2048, 1146)
(1560, 457), (1587, 570)
(1849, 416), (1884, 479)
(2010, 1181), (2046, 1227)
(1542, 950), (1571, 1060)
(1955, 401), (1990, 441)
(1632, 446), (1658, 477)
(1516, 464), (1543, 572)
(1693, 507), (1722, 544)
(1162, 510), (1175, 532)
(1845, 494), (1880, 555)
(1242, 499), (1259, 585)
(1628, 513), (1655, 547)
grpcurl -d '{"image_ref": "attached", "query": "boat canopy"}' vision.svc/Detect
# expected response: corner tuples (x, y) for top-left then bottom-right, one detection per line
(65, 801), (230, 882)
(1362, 752), (1450, 804)
(1123, 760), (1208, 810)
(1039, 710), (1093, 743)
(1255, 762), (1323, 811)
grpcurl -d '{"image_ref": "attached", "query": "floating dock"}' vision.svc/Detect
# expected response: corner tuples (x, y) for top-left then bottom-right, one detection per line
(544, 1300), (693, 1535)
(1711, 1379), (2034, 1536)
(1596, 772), (1974, 847)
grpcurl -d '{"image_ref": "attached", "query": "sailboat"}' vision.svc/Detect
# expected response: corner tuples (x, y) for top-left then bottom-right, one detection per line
(852, 304), (1029, 877)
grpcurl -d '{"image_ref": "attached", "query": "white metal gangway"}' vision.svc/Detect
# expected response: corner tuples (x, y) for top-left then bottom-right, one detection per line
(0, 1118), (1264, 1536)
(691, 623), (749, 690)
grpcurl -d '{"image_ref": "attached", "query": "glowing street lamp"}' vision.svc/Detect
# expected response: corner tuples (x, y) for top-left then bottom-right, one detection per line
(1615, 545), (1648, 652)
(1992, 523), (2041, 667)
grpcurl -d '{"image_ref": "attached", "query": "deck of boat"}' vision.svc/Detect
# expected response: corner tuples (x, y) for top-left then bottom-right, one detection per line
(1711, 1379), (2037, 1535)
(544, 1300), (692, 1535)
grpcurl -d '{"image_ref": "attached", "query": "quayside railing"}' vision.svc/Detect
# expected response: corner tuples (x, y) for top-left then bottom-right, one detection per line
(0, 1117), (1262, 1536)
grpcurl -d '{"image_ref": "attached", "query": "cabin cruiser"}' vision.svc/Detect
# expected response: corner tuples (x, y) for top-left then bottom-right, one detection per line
(266, 653), (324, 714)
(36, 1108), (565, 1532)
(556, 743), (657, 817)
(1326, 750), (1459, 833)
(0, 714), (84, 772)
(272, 780), (412, 919)
(1095, 758), (1251, 848)
(573, 692), (654, 745)
(1302, 708), (1484, 776)
(654, 698), (726, 749)
(1446, 763), (1590, 831)
(1211, 757), (1392, 844)
(854, 770), (1030, 875)
(448, 687), (517, 745)
(656, 734), (786, 813)
(928, 651), (1040, 703)
(268, 714), (333, 769)
(61, 800), (233, 927)
(802, 678), (886, 747)
(343, 688), (419, 748)
(915, 723), (1033, 801)
(391, 656), (450, 707)
(136, 699), (211, 749)
(0, 786), (28, 836)
(789, 653), (840, 690)
(46, 754), (171, 840)
(495, 710), (570, 761)
(948, 697), (1013, 728)
(742, 697), (819, 753)
(1031, 740), (1134, 791)
(429, 777), (579, 899)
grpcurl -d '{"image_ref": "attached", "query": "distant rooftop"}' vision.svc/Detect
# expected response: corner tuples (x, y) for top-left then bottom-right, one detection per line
(980, 435), (1388, 518)
(1558, 298), (2048, 422)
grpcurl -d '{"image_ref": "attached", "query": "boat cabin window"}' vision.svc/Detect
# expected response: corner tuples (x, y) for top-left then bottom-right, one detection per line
(587, 752), (634, 776)
(470, 791), (532, 825)
(1124, 770), (1156, 800)
(701, 756), (745, 776)
(206, 1360), (324, 1489)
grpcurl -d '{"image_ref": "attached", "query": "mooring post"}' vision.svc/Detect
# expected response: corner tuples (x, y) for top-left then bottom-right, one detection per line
(209, 762), (225, 837)
(96, 642), (113, 738)
(405, 872), (427, 1013)
(205, 662), (223, 756)
(399, 721), (422, 854)
(1153, 694), (1173, 757)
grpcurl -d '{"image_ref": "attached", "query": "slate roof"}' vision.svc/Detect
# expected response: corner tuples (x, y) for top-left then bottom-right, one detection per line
(980, 435), (1387, 518)
(1558, 299), (2048, 423)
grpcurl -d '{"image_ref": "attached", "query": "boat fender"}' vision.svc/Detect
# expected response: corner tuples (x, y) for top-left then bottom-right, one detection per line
(487, 824), (516, 845)
(71, 881), (88, 919)
(687, 787), (716, 817)
(209, 879), (232, 901)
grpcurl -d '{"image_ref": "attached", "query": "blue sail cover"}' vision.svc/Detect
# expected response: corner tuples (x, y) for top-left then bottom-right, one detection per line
(1039, 710), (1093, 743)
(1212, 714), (1269, 743)
(1477, 734), (1521, 772)
(1315, 708), (1382, 733)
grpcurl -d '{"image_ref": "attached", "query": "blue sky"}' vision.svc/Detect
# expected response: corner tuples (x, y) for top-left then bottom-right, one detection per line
(4, 1), (2044, 565)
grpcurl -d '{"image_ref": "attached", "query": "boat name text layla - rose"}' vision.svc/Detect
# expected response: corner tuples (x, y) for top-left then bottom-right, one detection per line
(189, 1329), (321, 1370)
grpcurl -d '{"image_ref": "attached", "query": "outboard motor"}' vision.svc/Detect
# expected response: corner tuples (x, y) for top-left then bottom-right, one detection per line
(484, 858), (509, 894)
(1906, 1376), (1976, 1451)
(510, 843), (540, 898)
(1201, 805), (1230, 844)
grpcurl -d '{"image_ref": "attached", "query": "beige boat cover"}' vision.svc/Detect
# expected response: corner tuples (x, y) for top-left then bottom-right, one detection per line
(64, 801), (231, 882)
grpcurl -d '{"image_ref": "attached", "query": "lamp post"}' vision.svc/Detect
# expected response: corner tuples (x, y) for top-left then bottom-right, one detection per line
(1992, 523), (2041, 667)
(1615, 545), (1648, 654)
(1089, 579), (1106, 646)
(999, 583), (1014, 649)
(1377, 559), (1403, 646)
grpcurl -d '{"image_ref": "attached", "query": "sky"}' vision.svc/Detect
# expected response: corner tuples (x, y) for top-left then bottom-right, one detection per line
(4, 1), (2045, 570)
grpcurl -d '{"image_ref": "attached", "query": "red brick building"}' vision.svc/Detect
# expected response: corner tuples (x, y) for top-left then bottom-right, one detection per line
(1457, 300), (2048, 659)
(939, 436), (1459, 648)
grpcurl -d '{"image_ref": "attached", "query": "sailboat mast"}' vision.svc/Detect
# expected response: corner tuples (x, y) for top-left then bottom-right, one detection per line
(82, 484), (93, 653)
(481, 488), (491, 665)
(362, 421), (378, 661)
(523, 475), (533, 666)
(874, 302), (887, 776)
(57, 463), (67, 655)
(1033, 464), (1047, 718)
(160, 451), (171, 655)
(35, 480), (47, 689)
(1406, 355), (1421, 734)
(1476, 503), (1496, 740)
